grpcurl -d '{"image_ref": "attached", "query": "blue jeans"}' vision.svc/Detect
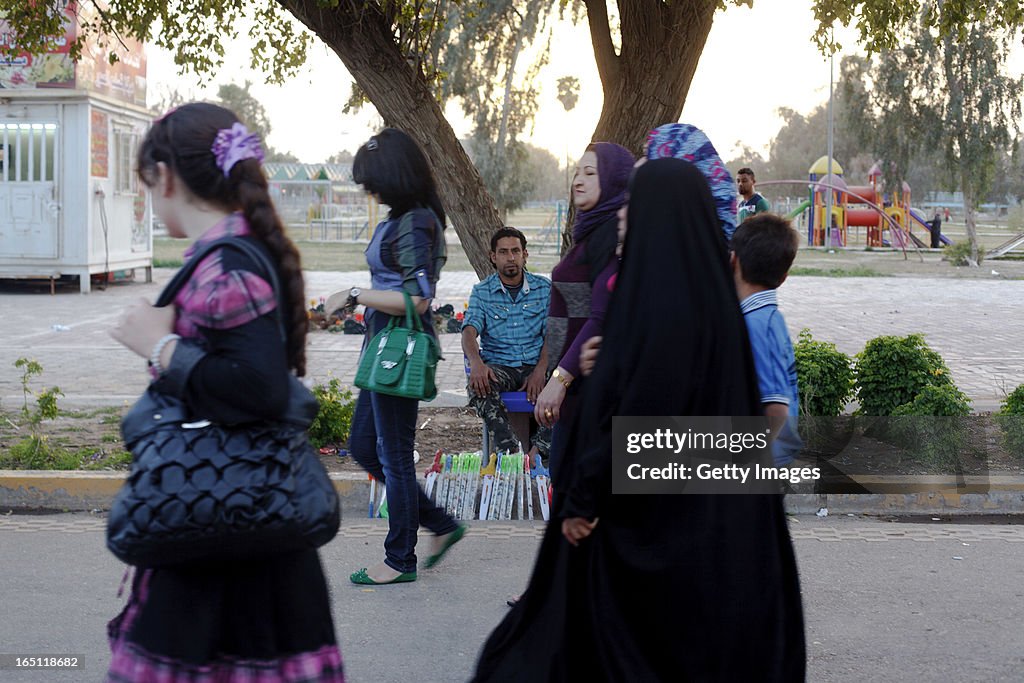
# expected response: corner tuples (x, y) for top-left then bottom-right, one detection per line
(349, 389), (458, 572)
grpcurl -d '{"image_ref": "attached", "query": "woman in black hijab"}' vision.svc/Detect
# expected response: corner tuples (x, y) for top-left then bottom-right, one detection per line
(474, 158), (806, 682)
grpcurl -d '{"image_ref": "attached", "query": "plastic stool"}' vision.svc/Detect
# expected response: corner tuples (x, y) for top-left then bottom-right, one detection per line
(482, 391), (534, 455)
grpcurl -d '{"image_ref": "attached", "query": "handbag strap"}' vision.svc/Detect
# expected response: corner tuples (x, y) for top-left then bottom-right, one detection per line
(155, 235), (288, 343)
(401, 291), (424, 332)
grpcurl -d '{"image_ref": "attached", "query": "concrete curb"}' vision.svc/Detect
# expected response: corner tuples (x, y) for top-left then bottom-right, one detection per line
(0, 470), (373, 516)
(3, 470), (1024, 516)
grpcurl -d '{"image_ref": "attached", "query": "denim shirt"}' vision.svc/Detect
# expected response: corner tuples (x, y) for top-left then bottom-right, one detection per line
(463, 271), (550, 368)
(363, 208), (444, 339)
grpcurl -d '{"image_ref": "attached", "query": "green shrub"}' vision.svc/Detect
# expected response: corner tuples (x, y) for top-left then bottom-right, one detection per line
(886, 384), (972, 468)
(943, 241), (986, 267)
(855, 334), (952, 415)
(794, 329), (854, 417)
(997, 384), (1024, 461)
(892, 384), (972, 417)
(309, 378), (355, 448)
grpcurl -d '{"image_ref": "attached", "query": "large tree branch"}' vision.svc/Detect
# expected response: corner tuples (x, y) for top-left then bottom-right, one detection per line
(582, 0), (620, 90)
(277, 0), (501, 277)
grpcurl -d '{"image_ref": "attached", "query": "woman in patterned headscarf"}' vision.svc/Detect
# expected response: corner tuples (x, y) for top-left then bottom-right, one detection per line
(646, 122), (738, 244)
(475, 158), (805, 682)
(579, 123), (740, 378)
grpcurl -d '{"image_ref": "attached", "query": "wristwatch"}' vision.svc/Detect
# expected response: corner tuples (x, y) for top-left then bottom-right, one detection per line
(551, 368), (572, 389)
(346, 287), (361, 307)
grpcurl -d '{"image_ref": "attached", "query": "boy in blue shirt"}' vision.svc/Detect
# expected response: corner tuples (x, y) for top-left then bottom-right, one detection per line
(730, 214), (802, 466)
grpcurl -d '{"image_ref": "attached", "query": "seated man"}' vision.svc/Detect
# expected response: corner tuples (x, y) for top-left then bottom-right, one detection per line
(463, 227), (551, 458)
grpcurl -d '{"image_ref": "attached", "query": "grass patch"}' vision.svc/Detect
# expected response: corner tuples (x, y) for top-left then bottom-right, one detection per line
(59, 406), (122, 420)
(80, 449), (132, 471)
(155, 227), (563, 275)
(99, 412), (123, 426)
(1, 436), (81, 470)
(790, 266), (881, 278)
(0, 437), (132, 471)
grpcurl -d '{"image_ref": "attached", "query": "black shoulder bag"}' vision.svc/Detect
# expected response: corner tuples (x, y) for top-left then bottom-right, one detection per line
(106, 238), (341, 567)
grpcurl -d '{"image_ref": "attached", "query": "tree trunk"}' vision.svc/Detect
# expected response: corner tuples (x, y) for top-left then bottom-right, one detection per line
(588, 0), (718, 155)
(942, 28), (980, 266)
(280, 0), (501, 278)
(559, 0), (718, 253)
(961, 180), (981, 266)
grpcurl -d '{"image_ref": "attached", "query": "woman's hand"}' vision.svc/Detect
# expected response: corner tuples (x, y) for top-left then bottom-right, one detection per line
(324, 290), (352, 316)
(534, 377), (566, 428)
(562, 517), (598, 546)
(109, 299), (176, 359)
(579, 336), (603, 377)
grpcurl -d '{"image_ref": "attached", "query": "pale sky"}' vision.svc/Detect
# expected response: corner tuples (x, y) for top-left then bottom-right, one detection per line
(145, 2), (870, 165)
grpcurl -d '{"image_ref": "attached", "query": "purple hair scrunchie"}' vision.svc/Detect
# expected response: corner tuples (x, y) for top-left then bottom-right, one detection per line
(645, 123), (737, 242)
(211, 122), (265, 177)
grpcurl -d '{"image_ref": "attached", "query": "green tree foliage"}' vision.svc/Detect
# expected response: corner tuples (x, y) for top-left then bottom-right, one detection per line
(443, 2), (552, 219)
(216, 81), (299, 162)
(556, 75), (580, 113)
(326, 150), (354, 164)
(524, 144), (570, 202)
(7, 0), (1021, 275)
(724, 56), (878, 199)
(217, 81), (273, 140)
(830, 3), (1022, 265)
(811, 0), (1024, 54)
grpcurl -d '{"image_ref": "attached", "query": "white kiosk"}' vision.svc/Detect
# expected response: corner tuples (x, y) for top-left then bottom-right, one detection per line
(0, 10), (152, 293)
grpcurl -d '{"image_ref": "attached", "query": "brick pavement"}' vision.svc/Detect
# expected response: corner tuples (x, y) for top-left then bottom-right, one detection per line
(1, 271), (1021, 411)
(5, 514), (1024, 541)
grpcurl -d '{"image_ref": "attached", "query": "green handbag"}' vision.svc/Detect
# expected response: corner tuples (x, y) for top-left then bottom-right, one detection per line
(355, 292), (443, 401)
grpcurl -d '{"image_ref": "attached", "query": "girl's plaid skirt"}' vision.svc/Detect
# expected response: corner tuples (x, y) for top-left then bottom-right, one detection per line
(106, 551), (344, 682)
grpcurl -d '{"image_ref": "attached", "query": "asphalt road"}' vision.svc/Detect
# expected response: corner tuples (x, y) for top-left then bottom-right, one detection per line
(1, 514), (1022, 682)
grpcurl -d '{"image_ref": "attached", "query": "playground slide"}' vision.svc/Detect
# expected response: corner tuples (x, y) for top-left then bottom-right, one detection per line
(784, 199), (811, 220)
(908, 208), (953, 246)
(988, 232), (1024, 259)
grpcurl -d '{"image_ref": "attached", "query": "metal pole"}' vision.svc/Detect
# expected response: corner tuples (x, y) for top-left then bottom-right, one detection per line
(825, 49), (835, 248)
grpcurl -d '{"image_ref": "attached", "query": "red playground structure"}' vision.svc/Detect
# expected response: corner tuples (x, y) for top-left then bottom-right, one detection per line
(805, 156), (950, 248)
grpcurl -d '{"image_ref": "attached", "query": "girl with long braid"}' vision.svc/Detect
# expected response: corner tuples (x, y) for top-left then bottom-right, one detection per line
(106, 103), (344, 682)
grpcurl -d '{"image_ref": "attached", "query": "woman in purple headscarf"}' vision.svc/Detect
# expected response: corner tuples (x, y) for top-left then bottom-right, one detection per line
(533, 142), (635, 476)
(579, 123), (738, 378)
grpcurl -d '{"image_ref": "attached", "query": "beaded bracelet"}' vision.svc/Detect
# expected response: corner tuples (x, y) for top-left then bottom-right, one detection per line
(148, 333), (181, 379)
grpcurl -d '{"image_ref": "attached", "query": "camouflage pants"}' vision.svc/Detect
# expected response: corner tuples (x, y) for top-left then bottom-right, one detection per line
(467, 364), (551, 457)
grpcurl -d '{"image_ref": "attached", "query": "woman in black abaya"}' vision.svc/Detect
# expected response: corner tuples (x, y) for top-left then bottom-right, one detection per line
(473, 158), (806, 682)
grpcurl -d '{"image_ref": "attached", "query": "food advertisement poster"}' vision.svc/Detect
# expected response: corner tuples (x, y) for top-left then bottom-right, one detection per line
(0, 3), (146, 105)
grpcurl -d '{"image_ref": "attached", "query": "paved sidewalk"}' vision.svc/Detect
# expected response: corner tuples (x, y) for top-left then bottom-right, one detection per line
(1, 270), (1021, 411)
(1, 514), (1022, 682)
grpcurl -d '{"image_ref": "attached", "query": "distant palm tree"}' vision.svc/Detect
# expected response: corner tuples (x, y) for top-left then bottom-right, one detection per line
(556, 76), (580, 255)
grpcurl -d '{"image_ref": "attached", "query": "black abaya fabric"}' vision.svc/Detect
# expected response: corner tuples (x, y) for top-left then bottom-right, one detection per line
(474, 159), (806, 682)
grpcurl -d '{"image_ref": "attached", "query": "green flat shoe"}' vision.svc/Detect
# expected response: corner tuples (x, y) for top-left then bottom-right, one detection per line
(423, 524), (467, 569)
(349, 568), (417, 585)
